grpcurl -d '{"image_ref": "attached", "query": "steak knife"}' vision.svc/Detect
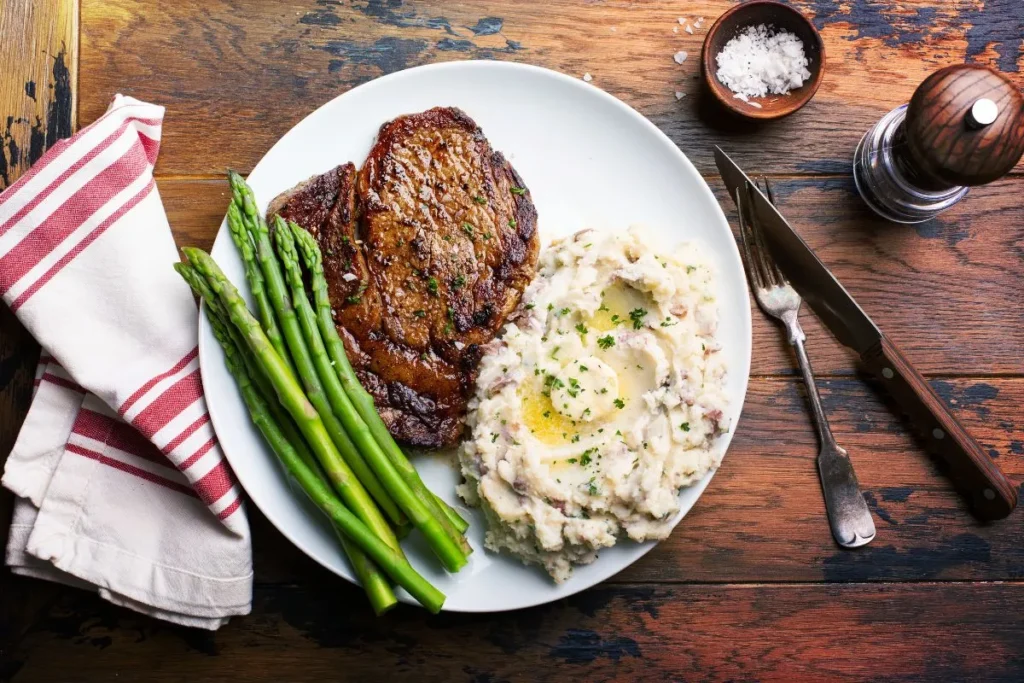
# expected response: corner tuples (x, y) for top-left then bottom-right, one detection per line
(715, 147), (1017, 520)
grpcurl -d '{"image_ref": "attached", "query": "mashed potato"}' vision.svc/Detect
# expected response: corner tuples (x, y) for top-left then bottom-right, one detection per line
(458, 226), (730, 581)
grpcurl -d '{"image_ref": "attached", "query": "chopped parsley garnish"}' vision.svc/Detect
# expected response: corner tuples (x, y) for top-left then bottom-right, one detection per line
(579, 364), (589, 372)
(543, 410), (551, 418)
(567, 377), (581, 398)
(599, 388), (608, 394)
(525, 303), (535, 310)
(483, 231), (493, 240)
(559, 307), (571, 316)
(452, 274), (466, 289)
(345, 280), (368, 304)
(575, 323), (588, 335)
(473, 195), (487, 205)
(413, 309), (426, 318)
(660, 318), (678, 327)
(611, 314), (622, 324)
(567, 458), (577, 464)
(547, 303), (554, 311)
(550, 346), (560, 360)
(427, 276), (439, 295)
(443, 321), (454, 335)
(510, 186), (526, 195)
(571, 434), (581, 443)
(508, 217), (517, 229)
(597, 335), (615, 350)
(580, 449), (595, 466)
(543, 374), (565, 396)
(687, 265), (697, 274)
(587, 478), (599, 496)
(598, 303), (610, 312)
(680, 422), (690, 432)
(614, 398), (626, 409)
(629, 307), (648, 329)
(491, 433), (498, 443)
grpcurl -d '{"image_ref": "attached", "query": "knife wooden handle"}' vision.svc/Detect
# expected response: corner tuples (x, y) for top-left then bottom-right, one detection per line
(861, 336), (1017, 520)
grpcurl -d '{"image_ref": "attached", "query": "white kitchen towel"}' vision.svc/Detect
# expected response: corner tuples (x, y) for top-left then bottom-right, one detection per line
(1, 95), (252, 629)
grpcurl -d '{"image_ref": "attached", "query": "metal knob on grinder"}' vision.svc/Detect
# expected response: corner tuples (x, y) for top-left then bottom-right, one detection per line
(854, 64), (1024, 223)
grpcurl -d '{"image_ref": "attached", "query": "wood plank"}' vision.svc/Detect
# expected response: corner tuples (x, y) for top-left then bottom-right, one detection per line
(5, 581), (1024, 681)
(80, 0), (1024, 177)
(159, 174), (1024, 377)
(0, 0), (79, 655)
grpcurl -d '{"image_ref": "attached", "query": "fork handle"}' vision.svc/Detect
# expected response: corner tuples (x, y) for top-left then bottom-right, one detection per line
(862, 336), (1017, 520)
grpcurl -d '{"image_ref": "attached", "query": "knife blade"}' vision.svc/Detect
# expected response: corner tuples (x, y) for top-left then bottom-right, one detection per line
(715, 146), (1017, 520)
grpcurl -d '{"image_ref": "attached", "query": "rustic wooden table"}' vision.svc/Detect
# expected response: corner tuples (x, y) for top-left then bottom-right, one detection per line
(2, 1), (1023, 680)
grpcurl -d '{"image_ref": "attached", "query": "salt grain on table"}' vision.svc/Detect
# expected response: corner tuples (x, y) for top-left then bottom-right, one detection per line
(685, 24), (694, 34)
(673, 50), (688, 64)
(675, 91), (686, 100)
(715, 24), (811, 98)
(582, 72), (593, 82)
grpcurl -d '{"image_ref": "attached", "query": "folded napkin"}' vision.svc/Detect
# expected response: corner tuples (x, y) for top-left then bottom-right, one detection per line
(1, 95), (252, 629)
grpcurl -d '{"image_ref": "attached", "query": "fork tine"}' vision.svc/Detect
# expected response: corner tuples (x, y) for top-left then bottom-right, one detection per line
(756, 177), (789, 286)
(747, 179), (787, 288)
(760, 176), (776, 205)
(744, 180), (781, 289)
(735, 187), (766, 292)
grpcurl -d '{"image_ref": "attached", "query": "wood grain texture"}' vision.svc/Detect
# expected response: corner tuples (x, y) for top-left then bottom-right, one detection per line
(5, 582), (1024, 682)
(905, 64), (1024, 188)
(3, 2), (1024, 680)
(79, 0), (1024, 177)
(862, 336), (1017, 520)
(0, 0), (78, 660)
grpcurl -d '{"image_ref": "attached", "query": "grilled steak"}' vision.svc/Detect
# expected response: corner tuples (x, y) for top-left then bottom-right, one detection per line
(269, 107), (538, 447)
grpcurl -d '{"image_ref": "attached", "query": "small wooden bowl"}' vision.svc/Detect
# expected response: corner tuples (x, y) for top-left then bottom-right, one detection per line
(701, 1), (825, 120)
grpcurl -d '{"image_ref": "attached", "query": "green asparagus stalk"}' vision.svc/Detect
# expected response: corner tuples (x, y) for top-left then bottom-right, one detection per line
(183, 266), (399, 615)
(274, 216), (467, 572)
(209, 340), (421, 613)
(183, 247), (402, 558)
(225, 199), (296, 379)
(289, 221), (472, 545)
(225, 173), (406, 530)
(176, 262), (315, 482)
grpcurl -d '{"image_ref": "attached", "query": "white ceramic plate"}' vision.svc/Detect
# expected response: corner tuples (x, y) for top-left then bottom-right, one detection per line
(201, 61), (751, 612)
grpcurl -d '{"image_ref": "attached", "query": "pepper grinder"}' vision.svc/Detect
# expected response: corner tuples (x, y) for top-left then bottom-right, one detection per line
(854, 64), (1024, 224)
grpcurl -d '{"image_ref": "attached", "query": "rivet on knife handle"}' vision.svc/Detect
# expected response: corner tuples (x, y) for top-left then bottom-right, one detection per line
(862, 336), (1018, 520)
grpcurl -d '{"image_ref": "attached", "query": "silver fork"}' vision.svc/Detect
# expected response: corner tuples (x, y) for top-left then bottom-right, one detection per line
(737, 178), (876, 549)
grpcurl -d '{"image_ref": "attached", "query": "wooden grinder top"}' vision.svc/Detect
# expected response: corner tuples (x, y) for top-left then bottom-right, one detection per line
(904, 64), (1024, 189)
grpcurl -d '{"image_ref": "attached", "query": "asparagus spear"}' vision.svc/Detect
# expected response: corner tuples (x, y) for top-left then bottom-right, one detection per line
(183, 247), (402, 557)
(210, 333), (425, 612)
(225, 174), (405, 530)
(225, 199), (295, 379)
(184, 266), (399, 614)
(274, 217), (467, 571)
(289, 221), (472, 544)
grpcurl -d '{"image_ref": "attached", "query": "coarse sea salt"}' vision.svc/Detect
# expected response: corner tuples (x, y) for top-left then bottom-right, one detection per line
(715, 24), (811, 98)
(673, 50), (688, 64)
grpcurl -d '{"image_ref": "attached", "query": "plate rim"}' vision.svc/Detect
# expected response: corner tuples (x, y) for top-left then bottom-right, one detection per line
(199, 59), (752, 613)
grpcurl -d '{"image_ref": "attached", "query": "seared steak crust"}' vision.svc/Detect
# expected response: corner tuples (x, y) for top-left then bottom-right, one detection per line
(270, 107), (538, 447)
